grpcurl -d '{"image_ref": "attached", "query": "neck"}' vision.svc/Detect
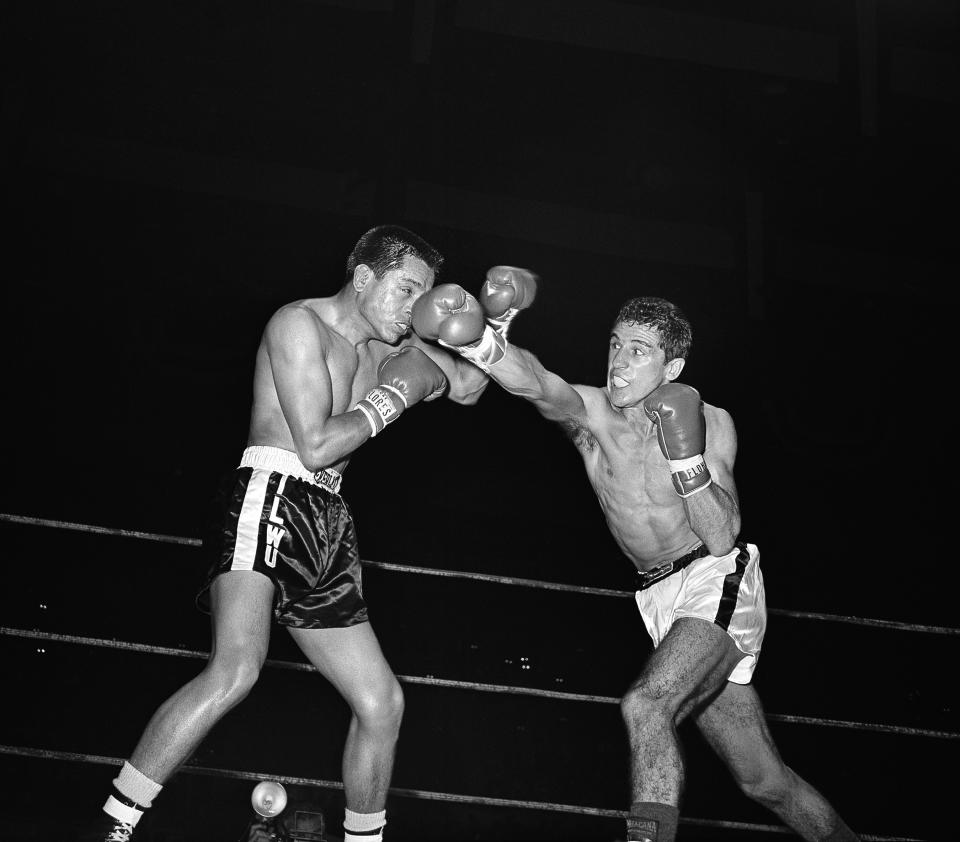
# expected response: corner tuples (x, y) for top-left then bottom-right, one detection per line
(327, 287), (377, 347)
(612, 396), (655, 433)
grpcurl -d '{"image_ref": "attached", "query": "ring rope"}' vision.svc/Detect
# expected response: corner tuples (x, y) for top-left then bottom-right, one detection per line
(0, 512), (200, 547)
(0, 744), (926, 842)
(2, 512), (957, 636)
(6, 627), (956, 741)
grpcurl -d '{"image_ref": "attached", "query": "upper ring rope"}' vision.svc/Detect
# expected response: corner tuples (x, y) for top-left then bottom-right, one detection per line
(4, 626), (955, 741)
(0, 744), (927, 841)
(2, 512), (957, 636)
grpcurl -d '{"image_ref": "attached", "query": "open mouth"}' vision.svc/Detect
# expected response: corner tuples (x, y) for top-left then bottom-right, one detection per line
(611, 375), (630, 388)
(394, 322), (410, 334)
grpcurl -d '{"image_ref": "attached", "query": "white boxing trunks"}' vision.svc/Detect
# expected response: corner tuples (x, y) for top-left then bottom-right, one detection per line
(635, 542), (766, 684)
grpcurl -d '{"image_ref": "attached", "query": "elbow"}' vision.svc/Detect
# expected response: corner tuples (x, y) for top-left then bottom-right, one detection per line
(727, 511), (742, 545)
(297, 450), (327, 474)
(707, 534), (738, 558)
(718, 517), (741, 557)
(449, 379), (489, 406)
(715, 513), (742, 555)
(294, 431), (336, 473)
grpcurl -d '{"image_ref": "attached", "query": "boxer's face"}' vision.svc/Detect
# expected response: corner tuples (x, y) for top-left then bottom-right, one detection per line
(362, 255), (435, 342)
(606, 321), (682, 407)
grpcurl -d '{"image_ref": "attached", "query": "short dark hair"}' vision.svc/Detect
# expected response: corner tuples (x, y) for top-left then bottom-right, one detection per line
(613, 296), (693, 361)
(345, 225), (444, 284)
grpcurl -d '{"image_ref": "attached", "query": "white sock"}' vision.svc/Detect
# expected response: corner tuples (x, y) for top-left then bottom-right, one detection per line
(344, 808), (386, 841)
(103, 760), (163, 824)
(114, 761), (163, 807)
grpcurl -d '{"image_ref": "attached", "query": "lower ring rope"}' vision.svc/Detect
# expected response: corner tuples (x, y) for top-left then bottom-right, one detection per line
(2, 512), (957, 636)
(4, 627), (955, 741)
(3, 514), (947, 839)
(0, 744), (927, 841)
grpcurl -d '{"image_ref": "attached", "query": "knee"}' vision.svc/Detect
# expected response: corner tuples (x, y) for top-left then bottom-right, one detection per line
(354, 679), (405, 735)
(620, 681), (677, 734)
(737, 764), (795, 809)
(205, 653), (263, 706)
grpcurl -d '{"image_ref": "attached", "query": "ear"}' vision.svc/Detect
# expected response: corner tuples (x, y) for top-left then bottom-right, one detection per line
(664, 357), (685, 382)
(352, 264), (374, 292)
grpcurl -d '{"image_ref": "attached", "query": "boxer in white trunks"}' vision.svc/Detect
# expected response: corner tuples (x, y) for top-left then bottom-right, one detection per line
(416, 290), (860, 842)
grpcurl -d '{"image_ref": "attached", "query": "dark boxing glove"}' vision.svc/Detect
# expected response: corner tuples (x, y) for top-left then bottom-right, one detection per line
(355, 347), (447, 437)
(642, 383), (712, 498)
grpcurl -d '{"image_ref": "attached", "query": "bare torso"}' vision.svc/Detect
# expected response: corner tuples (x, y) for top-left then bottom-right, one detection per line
(570, 385), (713, 571)
(246, 297), (398, 475)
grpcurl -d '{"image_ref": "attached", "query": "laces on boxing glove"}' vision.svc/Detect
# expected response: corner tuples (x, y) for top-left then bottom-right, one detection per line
(439, 324), (507, 373)
(486, 307), (519, 339)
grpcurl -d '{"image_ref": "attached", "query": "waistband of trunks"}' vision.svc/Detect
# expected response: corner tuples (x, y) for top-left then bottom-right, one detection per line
(239, 445), (342, 495)
(635, 543), (712, 591)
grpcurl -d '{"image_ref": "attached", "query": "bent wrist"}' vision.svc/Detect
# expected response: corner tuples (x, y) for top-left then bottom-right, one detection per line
(355, 384), (406, 436)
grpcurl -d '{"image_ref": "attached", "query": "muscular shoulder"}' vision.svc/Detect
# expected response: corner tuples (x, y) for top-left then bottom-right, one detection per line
(265, 302), (336, 355)
(703, 402), (737, 460)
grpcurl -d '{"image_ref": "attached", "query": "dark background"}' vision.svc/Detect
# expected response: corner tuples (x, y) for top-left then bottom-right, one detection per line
(1, 1), (957, 839)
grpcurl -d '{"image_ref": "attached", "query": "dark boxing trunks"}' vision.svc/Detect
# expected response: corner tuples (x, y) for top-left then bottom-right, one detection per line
(197, 446), (368, 629)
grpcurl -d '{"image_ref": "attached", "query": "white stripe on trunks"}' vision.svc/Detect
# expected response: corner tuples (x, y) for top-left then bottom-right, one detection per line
(232, 468), (271, 571)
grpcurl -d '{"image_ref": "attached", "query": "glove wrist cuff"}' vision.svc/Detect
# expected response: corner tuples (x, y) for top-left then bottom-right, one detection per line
(668, 454), (712, 497)
(355, 386), (404, 437)
(486, 308), (518, 338)
(440, 324), (506, 373)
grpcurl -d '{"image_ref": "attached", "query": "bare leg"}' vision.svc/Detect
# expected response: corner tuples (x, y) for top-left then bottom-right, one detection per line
(288, 622), (403, 812)
(621, 617), (743, 805)
(128, 572), (274, 782)
(694, 683), (859, 841)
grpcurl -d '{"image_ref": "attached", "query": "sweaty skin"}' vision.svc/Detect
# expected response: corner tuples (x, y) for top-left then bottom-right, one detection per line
(247, 254), (487, 475)
(121, 252), (488, 798)
(489, 320), (739, 570)
(477, 316), (860, 841)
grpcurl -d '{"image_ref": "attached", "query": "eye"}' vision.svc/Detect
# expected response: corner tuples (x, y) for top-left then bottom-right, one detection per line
(400, 287), (413, 296)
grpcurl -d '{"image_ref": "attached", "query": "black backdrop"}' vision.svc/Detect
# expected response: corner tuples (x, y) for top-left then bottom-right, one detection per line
(1, 2), (957, 839)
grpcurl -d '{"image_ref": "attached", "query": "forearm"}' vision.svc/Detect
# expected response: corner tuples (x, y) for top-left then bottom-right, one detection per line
(683, 483), (740, 556)
(488, 345), (586, 421)
(293, 410), (374, 471)
(489, 346), (553, 400)
(447, 355), (491, 405)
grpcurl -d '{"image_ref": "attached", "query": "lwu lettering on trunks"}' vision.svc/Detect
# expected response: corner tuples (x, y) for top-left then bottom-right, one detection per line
(264, 475), (288, 568)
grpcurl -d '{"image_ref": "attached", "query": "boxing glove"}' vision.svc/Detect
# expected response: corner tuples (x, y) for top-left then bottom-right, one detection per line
(642, 383), (712, 498)
(479, 265), (538, 339)
(411, 284), (485, 346)
(355, 347), (447, 437)
(412, 283), (504, 372)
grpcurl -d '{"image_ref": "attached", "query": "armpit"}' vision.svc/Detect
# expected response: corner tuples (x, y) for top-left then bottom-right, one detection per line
(563, 419), (598, 451)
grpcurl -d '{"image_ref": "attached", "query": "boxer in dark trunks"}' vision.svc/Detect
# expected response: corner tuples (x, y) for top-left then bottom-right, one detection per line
(86, 225), (497, 842)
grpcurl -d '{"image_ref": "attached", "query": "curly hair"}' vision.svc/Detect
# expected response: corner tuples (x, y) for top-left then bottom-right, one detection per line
(613, 296), (693, 362)
(345, 224), (444, 283)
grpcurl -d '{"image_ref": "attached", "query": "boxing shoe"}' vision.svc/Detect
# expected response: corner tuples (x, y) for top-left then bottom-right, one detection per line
(74, 813), (136, 842)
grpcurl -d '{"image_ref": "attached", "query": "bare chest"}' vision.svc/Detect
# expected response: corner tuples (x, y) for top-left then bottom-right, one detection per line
(327, 345), (383, 414)
(579, 425), (677, 514)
